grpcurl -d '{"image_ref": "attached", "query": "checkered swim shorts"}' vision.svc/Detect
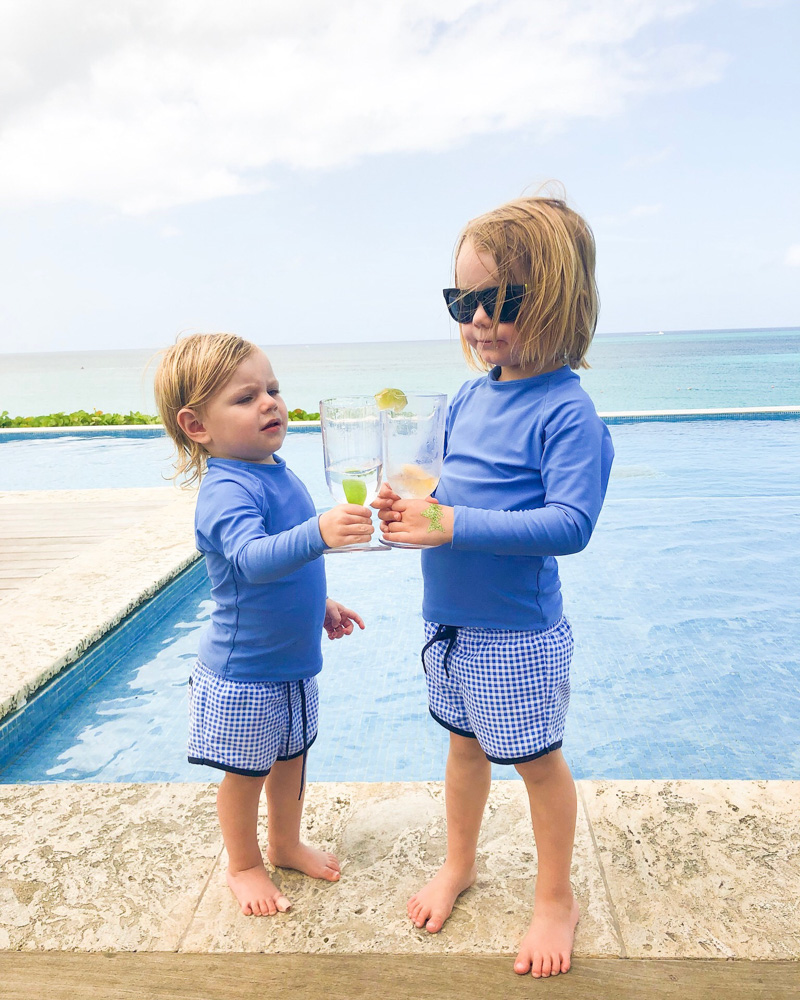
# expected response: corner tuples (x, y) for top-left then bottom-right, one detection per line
(421, 617), (573, 764)
(187, 660), (319, 778)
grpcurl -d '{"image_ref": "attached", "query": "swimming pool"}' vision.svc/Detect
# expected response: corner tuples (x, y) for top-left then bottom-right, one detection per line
(1, 418), (799, 782)
(2, 414), (798, 498)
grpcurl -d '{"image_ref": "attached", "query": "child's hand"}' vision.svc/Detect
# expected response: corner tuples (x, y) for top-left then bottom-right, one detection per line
(371, 481), (400, 517)
(324, 598), (365, 640)
(380, 498), (454, 546)
(372, 482), (405, 527)
(318, 504), (374, 548)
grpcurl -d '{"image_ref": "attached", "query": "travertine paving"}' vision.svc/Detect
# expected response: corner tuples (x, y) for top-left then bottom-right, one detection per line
(581, 781), (800, 959)
(0, 779), (797, 959)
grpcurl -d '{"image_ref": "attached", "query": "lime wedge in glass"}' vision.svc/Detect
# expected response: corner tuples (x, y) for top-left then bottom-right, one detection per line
(342, 478), (368, 505)
(374, 388), (408, 413)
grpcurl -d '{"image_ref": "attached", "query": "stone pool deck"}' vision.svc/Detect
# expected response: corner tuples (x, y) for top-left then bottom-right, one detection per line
(1, 778), (799, 962)
(1, 486), (798, 995)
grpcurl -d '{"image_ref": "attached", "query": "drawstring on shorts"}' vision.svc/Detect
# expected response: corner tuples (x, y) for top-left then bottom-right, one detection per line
(284, 679), (310, 800)
(298, 680), (309, 800)
(421, 624), (459, 676)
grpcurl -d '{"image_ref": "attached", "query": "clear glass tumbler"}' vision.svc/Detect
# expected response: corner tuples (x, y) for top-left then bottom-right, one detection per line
(319, 395), (384, 552)
(380, 392), (447, 548)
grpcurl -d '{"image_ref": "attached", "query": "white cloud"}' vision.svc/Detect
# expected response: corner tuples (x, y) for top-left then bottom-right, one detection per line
(785, 244), (800, 267)
(0, 0), (726, 214)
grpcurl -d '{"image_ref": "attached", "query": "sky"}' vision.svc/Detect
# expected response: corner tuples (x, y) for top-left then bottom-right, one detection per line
(0, 0), (798, 355)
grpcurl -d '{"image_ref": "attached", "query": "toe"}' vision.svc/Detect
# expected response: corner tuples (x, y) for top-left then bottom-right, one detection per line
(276, 894), (291, 912)
(413, 904), (431, 928)
(425, 913), (445, 934)
(531, 952), (544, 979)
(513, 955), (530, 976)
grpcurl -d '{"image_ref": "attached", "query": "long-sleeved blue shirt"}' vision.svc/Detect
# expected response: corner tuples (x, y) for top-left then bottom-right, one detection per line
(421, 365), (614, 629)
(194, 456), (327, 681)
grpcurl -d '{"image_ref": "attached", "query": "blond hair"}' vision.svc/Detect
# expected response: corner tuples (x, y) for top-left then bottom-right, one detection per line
(153, 333), (257, 487)
(455, 192), (598, 373)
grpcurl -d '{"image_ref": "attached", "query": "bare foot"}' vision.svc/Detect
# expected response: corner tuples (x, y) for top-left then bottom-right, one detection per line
(514, 894), (580, 978)
(226, 863), (292, 917)
(407, 861), (477, 933)
(266, 842), (341, 882)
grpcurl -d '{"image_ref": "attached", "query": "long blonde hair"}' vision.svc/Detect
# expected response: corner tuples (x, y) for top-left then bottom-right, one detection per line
(455, 192), (598, 374)
(153, 333), (257, 487)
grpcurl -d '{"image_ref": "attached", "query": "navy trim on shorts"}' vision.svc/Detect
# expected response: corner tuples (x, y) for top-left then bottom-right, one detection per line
(430, 707), (562, 764)
(429, 707), (476, 739)
(276, 731), (318, 762)
(483, 739), (563, 765)
(188, 731), (319, 773)
(188, 756), (271, 778)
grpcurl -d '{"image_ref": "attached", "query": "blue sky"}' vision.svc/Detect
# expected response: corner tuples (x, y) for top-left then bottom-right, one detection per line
(0, 0), (797, 354)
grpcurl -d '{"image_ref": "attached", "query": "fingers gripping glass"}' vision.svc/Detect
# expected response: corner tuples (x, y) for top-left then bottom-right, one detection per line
(442, 284), (527, 325)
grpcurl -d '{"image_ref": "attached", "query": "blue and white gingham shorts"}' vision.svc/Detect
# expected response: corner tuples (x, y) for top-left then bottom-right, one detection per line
(421, 617), (573, 764)
(187, 660), (319, 777)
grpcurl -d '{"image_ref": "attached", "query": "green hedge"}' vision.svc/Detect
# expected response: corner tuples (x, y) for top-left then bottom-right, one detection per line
(0, 407), (320, 428)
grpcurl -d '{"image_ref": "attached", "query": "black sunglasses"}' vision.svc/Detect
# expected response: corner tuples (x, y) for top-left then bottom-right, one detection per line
(442, 284), (527, 324)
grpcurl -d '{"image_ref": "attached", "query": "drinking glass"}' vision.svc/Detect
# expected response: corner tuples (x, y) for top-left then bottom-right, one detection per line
(380, 393), (447, 549)
(319, 396), (384, 552)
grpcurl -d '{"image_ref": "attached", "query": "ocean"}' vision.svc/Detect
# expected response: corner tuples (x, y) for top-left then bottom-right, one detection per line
(1, 328), (799, 417)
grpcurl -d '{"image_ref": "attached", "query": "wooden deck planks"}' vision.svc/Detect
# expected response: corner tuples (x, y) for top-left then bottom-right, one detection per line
(1, 955), (797, 1000)
(0, 491), (178, 601)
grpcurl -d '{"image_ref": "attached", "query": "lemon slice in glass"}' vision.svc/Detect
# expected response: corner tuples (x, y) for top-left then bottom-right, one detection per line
(374, 388), (408, 413)
(391, 463), (438, 499)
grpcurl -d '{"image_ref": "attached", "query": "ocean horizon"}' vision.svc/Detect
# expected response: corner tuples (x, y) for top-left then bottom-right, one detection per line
(1, 326), (798, 417)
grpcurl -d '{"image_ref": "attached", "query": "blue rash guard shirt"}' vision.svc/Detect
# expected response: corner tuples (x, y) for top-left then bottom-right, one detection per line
(194, 456), (327, 682)
(421, 365), (614, 630)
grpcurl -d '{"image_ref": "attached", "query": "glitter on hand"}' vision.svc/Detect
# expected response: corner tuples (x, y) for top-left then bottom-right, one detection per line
(420, 503), (444, 533)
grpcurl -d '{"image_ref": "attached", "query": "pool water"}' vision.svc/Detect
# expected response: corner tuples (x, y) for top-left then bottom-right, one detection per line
(1, 419), (799, 782)
(2, 418), (799, 499)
